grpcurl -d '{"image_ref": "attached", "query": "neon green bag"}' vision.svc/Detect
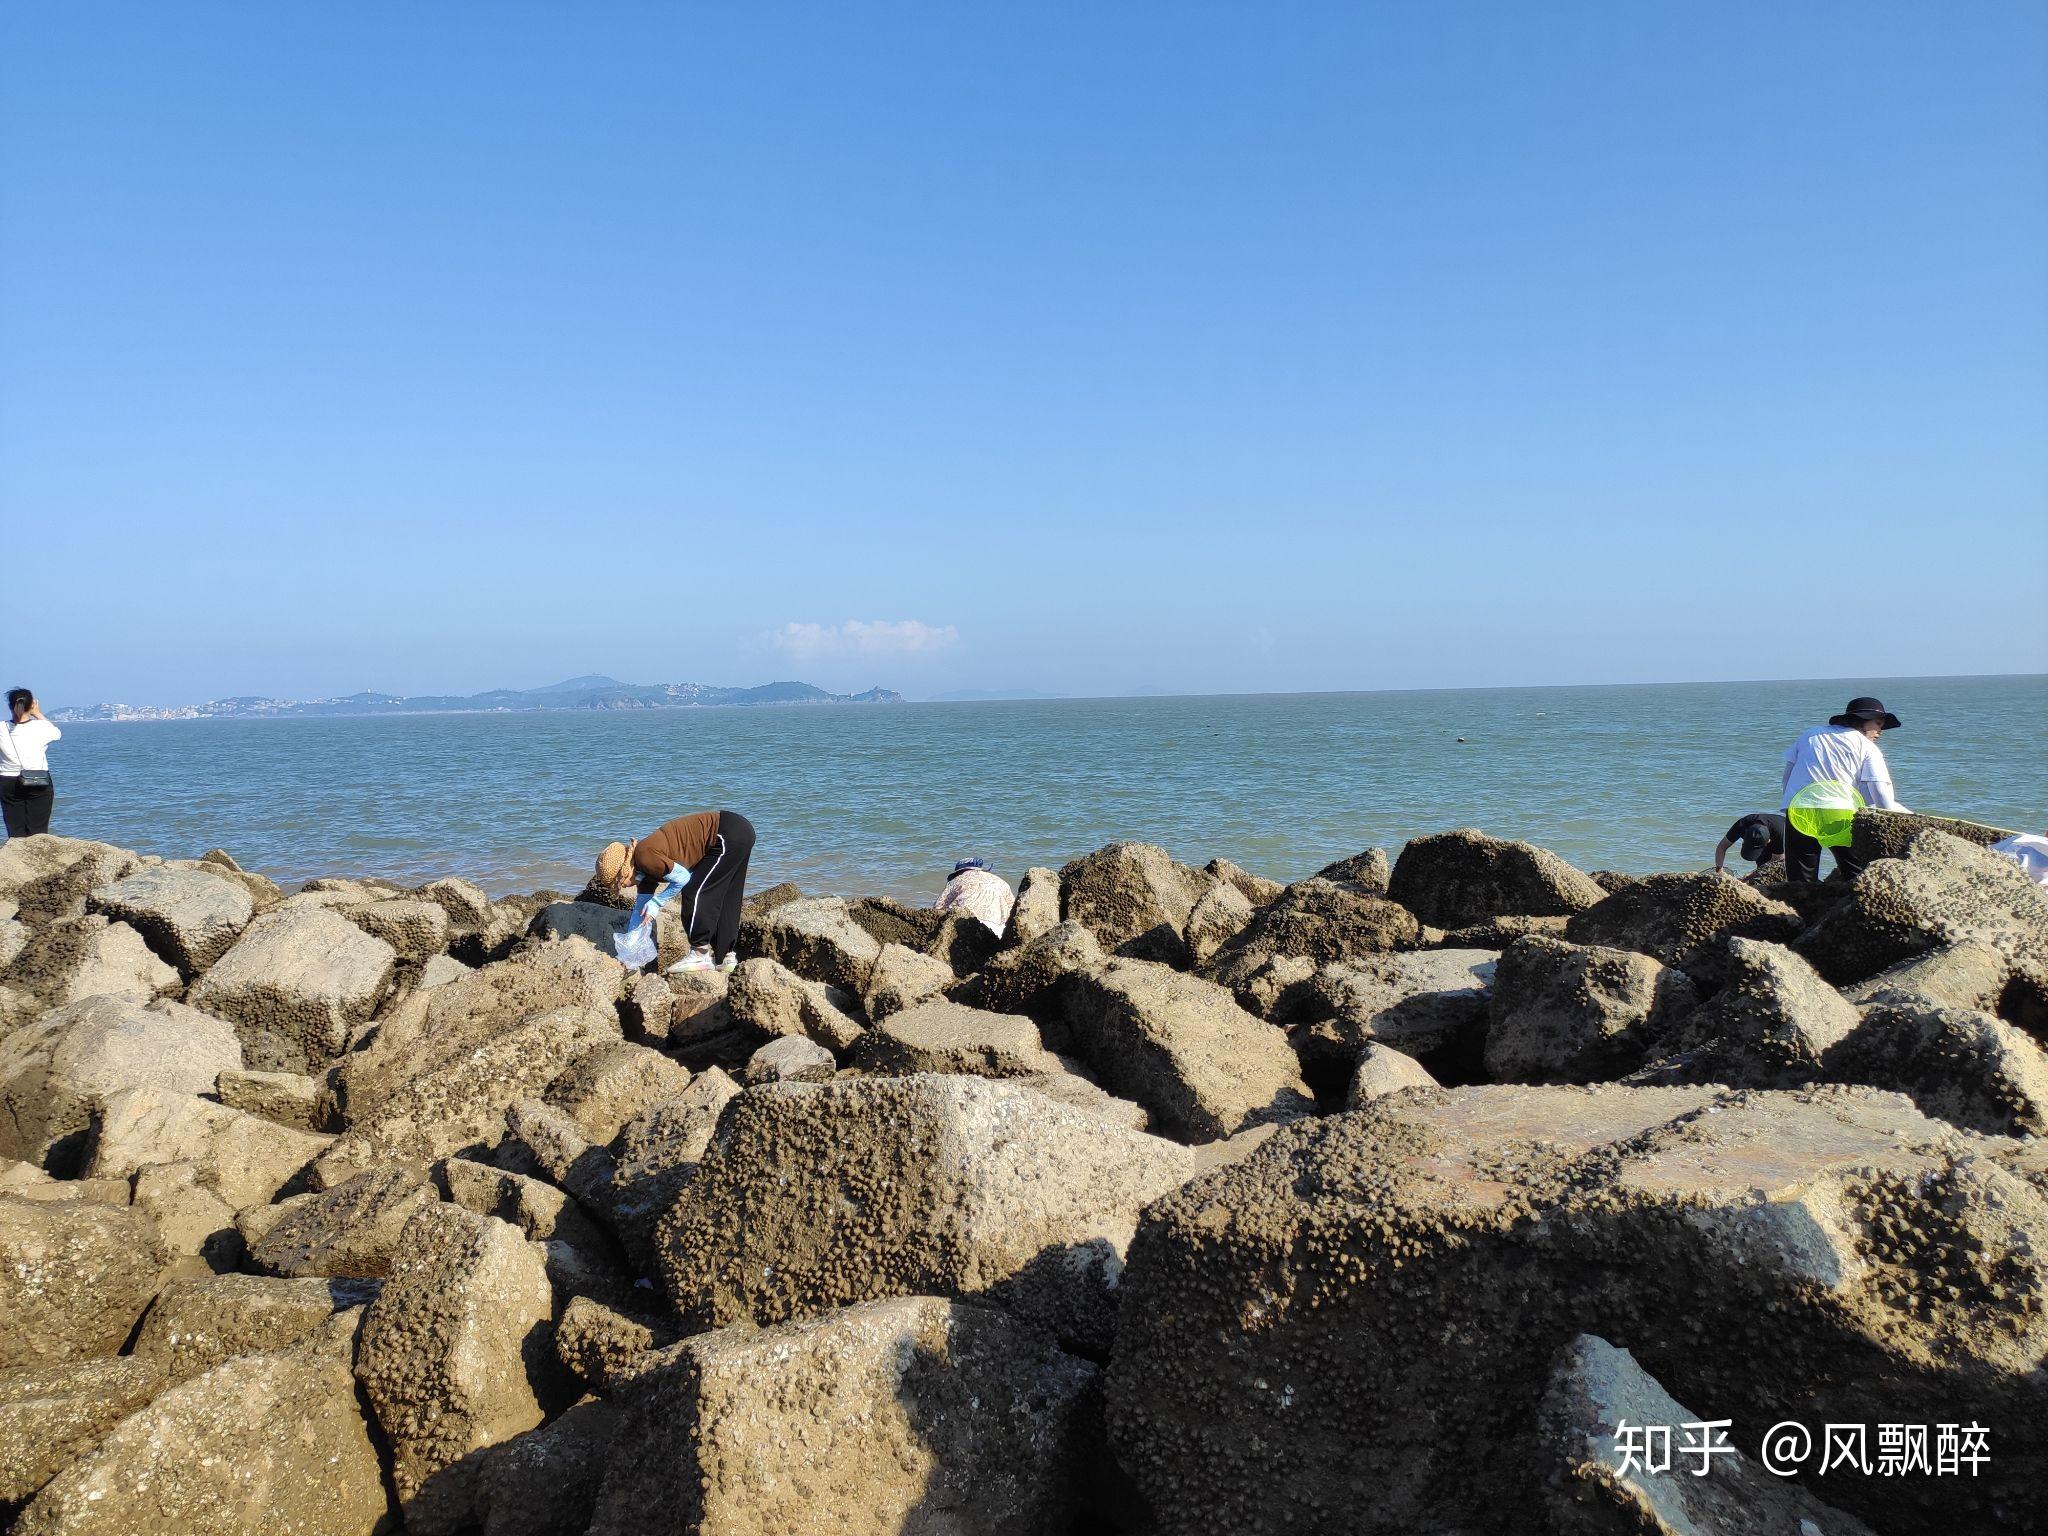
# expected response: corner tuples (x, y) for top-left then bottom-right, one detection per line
(1788, 780), (1864, 848)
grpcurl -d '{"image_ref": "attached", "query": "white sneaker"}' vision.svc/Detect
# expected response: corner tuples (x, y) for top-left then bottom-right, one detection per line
(718, 952), (739, 975)
(669, 948), (718, 975)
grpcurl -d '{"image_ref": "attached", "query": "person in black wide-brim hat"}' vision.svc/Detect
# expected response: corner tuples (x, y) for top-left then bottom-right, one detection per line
(1829, 696), (1904, 731)
(1778, 695), (1909, 884)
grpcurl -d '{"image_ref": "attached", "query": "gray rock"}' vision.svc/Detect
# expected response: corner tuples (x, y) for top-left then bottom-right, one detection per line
(1058, 841), (1204, 953)
(341, 896), (452, 960)
(738, 895), (883, 992)
(657, 1074), (1196, 1352)
(1850, 807), (2017, 862)
(247, 1165), (441, 1278)
(1288, 948), (1499, 1073)
(438, 1156), (613, 1251)
(0, 995), (242, 1168)
(1436, 912), (1575, 949)
(1205, 878), (1422, 993)
(213, 1066), (324, 1130)
(851, 997), (1062, 1079)
(618, 970), (675, 1041)
(129, 1159), (241, 1268)
(1346, 1041), (1441, 1106)
(1796, 829), (2048, 986)
(1210, 855), (1290, 904)
(1538, 1333), (1879, 1536)
(1484, 936), (1698, 1084)
(1106, 1083), (2048, 1536)
(356, 1204), (555, 1534)
(415, 875), (492, 927)
(131, 1272), (378, 1385)
(951, 919), (1106, 1022)
(0, 837), (145, 926)
(0, 1356), (170, 1508)
(333, 938), (621, 1121)
(1011, 1067), (1152, 1131)
(663, 969), (746, 1057)
(1635, 938), (1855, 1088)
(416, 952), (471, 989)
(0, 1195), (167, 1372)
(86, 1087), (331, 1209)
(553, 1295), (678, 1394)
(313, 1003), (618, 1188)
(1061, 958), (1313, 1143)
(543, 1039), (693, 1143)
(861, 941), (956, 1021)
(1387, 829), (1608, 928)
(1312, 847), (1392, 894)
(7, 915), (179, 1009)
(86, 865), (253, 977)
(586, 1297), (1098, 1536)
(1567, 872), (1803, 993)
(187, 906), (398, 1072)
(1183, 879), (1256, 967)
(597, 1068), (741, 1271)
(723, 956), (864, 1053)
(1845, 939), (2010, 1013)
(844, 895), (945, 950)
(1211, 951), (1320, 1020)
(11, 1311), (389, 1536)
(475, 1395), (621, 1536)
(1003, 865), (1062, 946)
(925, 906), (1003, 976)
(528, 899), (633, 956)
(744, 1034), (837, 1084)
(1827, 999), (2048, 1137)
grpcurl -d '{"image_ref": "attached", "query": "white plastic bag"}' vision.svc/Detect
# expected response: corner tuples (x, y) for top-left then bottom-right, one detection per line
(613, 921), (657, 969)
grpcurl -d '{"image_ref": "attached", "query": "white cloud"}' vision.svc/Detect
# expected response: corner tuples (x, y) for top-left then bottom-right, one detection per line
(770, 619), (960, 659)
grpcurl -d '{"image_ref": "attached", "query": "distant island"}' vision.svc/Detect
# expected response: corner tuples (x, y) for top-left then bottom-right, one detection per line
(52, 675), (904, 722)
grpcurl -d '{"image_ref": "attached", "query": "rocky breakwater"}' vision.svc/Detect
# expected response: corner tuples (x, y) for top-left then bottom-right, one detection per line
(0, 817), (2042, 1535)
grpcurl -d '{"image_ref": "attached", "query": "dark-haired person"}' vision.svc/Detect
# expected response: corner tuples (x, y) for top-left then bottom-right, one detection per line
(0, 687), (61, 837)
(594, 810), (756, 973)
(1779, 695), (1906, 884)
(1714, 811), (1786, 873)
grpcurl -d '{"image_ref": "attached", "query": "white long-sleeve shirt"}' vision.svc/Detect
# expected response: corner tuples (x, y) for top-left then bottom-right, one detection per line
(0, 718), (60, 775)
(935, 867), (1015, 937)
(1781, 724), (1905, 813)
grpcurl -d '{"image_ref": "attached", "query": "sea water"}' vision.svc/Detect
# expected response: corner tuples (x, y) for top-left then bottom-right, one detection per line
(30, 675), (2046, 903)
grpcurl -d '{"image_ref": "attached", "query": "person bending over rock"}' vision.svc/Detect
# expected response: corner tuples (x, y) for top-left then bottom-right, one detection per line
(934, 857), (1015, 937)
(595, 810), (755, 974)
(1713, 810), (1785, 873)
(0, 686), (61, 837)
(1779, 695), (1906, 884)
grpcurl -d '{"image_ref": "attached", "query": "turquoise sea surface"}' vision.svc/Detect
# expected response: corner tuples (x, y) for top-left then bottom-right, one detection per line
(25, 675), (2046, 903)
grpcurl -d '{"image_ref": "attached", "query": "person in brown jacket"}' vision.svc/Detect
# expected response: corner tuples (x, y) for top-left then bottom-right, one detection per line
(595, 810), (756, 973)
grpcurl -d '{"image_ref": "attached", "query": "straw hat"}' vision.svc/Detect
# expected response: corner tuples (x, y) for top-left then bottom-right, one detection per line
(595, 840), (635, 889)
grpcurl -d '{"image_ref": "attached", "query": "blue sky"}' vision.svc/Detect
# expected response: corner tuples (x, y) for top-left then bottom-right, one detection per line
(3, 2), (2044, 705)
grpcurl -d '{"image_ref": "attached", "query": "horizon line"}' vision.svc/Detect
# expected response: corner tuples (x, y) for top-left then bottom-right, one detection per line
(50, 667), (2046, 720)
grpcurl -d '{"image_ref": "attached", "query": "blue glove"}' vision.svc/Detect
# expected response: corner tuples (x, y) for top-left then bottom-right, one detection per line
(635, 864), (691, 926)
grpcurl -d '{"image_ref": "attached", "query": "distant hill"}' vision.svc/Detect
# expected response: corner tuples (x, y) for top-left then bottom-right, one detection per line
(52, 677), (905, 722)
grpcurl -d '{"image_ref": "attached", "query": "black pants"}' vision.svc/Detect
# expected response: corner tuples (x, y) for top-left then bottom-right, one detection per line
(679, 810), (754, 954)
(1783, 815), (1865, 884)
(0, 776), (53, 837)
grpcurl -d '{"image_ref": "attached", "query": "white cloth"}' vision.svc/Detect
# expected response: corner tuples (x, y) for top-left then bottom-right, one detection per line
(1780, 725), (1904, 813)
(0, 718), (60, 775)
(935, 867), (1015, 937)
(1990, 834), (2048, 888)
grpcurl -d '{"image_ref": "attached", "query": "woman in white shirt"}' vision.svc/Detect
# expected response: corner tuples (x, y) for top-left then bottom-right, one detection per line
(1779, 694), (1904, 883)
(0, 687), (61, 837)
